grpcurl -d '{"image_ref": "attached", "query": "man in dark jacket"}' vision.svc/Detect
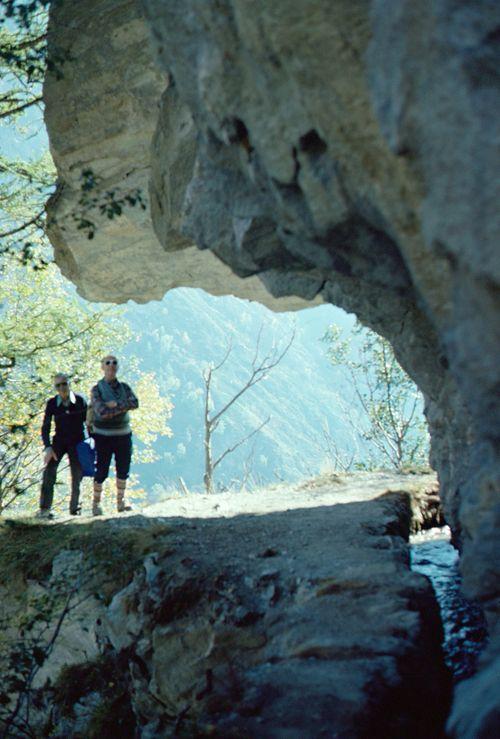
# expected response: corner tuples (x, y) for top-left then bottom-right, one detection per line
(38, 373), (87, 518)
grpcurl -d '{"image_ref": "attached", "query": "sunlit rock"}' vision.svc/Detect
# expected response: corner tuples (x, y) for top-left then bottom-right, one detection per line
(43, 0), (315, 310)
(43, 1), (500, 734)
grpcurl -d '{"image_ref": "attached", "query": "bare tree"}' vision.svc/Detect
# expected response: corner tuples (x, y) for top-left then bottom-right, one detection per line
(202, 327), (295, 494)
(314, 418), (358, 473)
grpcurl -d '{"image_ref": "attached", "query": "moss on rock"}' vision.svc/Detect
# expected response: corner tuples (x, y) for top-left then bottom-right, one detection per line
(0, 517), (173, 600)
(52, 653), (136, 737)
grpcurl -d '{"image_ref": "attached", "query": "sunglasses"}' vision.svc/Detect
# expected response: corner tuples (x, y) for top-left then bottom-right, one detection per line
(55, 381), (68, 388)
(105, 360), (118, 366)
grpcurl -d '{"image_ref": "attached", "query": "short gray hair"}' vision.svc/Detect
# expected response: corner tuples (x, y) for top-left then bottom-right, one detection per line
(53, 372), (69, 382)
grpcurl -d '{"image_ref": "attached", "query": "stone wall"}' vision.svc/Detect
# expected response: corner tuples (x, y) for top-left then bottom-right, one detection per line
(43, 1), (499, 734)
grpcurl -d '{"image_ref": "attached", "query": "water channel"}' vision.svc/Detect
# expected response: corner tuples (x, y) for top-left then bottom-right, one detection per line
(410, 526), (489, 683)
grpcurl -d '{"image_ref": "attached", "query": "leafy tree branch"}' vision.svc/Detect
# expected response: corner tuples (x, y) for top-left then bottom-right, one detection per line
(322, 322), (430, 471)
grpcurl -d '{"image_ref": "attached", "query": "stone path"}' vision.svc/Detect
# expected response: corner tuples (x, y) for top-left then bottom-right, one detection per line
(102, 472), (450, 737)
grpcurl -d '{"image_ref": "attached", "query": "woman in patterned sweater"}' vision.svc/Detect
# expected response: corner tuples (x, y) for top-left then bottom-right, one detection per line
(89, 355), (138, 515)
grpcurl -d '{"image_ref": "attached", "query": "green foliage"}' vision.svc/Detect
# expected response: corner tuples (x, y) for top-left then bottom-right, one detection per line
(322, 322), (430, 471)
(0, 3), (54, 262)
(1, 1), (51, 31)
(0, 255), (126, 511)
(71, 169), (147, 240)
(0, 150), (55, 265)
(0, 2), (48, 117)
(131, 373), (174, 463)
(0, 517), (170, 737)
(0, 518), (171, 591)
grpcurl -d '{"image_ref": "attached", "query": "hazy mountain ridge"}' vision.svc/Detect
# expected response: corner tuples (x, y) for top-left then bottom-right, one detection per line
(123, 289), (357, 495)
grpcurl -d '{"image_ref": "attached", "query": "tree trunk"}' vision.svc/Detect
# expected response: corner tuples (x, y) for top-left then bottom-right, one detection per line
(204, 371), (214, 494)
(204, 430), (213, 495)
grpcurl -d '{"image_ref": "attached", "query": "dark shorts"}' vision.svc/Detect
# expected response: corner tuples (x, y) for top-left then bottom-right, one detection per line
(93, 433), (132, 483)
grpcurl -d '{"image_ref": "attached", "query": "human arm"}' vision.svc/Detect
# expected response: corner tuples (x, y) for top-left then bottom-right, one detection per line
(80, 395), (90, 434)
(121, 383), (139, 411)
(41, 400), (57, 463)
(90, 384), (120, 418)
(44, 447), (57, 464)
(41, 400), (52, 448)
(90, 383), (138, 417)
(85, 403), (94, 435)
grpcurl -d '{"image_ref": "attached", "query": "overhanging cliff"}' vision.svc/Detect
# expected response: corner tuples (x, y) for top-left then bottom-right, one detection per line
(42, 1), (500, 735)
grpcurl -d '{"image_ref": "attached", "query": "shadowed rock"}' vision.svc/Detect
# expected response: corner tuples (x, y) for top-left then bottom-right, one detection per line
(42, 1), (499, 734)
(0, 475), (451, 737)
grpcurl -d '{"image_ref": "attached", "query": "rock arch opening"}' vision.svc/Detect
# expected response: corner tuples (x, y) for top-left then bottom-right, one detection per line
(42, 0), (499, 734)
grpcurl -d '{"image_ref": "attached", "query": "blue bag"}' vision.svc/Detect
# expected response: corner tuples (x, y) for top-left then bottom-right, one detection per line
(76, 437), (96, 477)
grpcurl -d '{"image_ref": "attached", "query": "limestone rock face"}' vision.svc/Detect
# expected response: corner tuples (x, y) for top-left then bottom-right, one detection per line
(1, 477), (452, 737)
(106, 491), (449, 737)
(43, 0), (315, 310)
(43, 0), (168, 303)
(43, 2), (499, 734)
(137, 0), (499, 574)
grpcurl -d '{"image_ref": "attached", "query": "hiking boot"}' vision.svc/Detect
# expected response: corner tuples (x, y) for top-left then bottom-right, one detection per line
(92, 504), (103, 517)
(117, 500), (132, 513)
(36, 509), (54, 520)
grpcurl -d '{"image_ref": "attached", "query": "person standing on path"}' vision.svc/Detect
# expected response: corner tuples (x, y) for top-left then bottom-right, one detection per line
(90, 355), (138, 516)
(39, 373), (87, 518)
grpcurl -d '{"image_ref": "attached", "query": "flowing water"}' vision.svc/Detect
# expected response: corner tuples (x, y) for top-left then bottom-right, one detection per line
(410, 526), (489, 683)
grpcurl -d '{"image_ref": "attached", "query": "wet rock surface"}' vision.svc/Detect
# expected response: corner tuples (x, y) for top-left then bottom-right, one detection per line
(411, 528), (488, 683)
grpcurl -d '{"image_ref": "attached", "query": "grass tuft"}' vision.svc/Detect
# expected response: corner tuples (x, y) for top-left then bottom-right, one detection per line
(0, 517), (173, 599)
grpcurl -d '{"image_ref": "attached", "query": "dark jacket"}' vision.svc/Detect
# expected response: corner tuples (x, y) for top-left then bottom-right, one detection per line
(41, 393), (87, 448)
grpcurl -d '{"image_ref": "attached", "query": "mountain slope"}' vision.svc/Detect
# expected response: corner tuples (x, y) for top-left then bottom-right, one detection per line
(123, 288), (357, 495)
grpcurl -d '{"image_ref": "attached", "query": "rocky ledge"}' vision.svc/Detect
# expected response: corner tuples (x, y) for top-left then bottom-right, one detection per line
(0, 473), (452, 737)
(42, 4), (500, 688)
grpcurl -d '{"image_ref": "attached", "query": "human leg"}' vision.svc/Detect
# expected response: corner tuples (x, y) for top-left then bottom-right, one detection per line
(39, 446), (62, 512)
(93, 435), (113, 515)
(67, 444), (83, 515)
(92, 482), (103, 516)
(115, 434), (132, 512)
(116, 479), (131, 512)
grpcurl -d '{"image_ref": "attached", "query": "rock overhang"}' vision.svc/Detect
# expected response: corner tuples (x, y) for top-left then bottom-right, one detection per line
(43, 0), (320, 310)
(42, 2), (500, 733)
